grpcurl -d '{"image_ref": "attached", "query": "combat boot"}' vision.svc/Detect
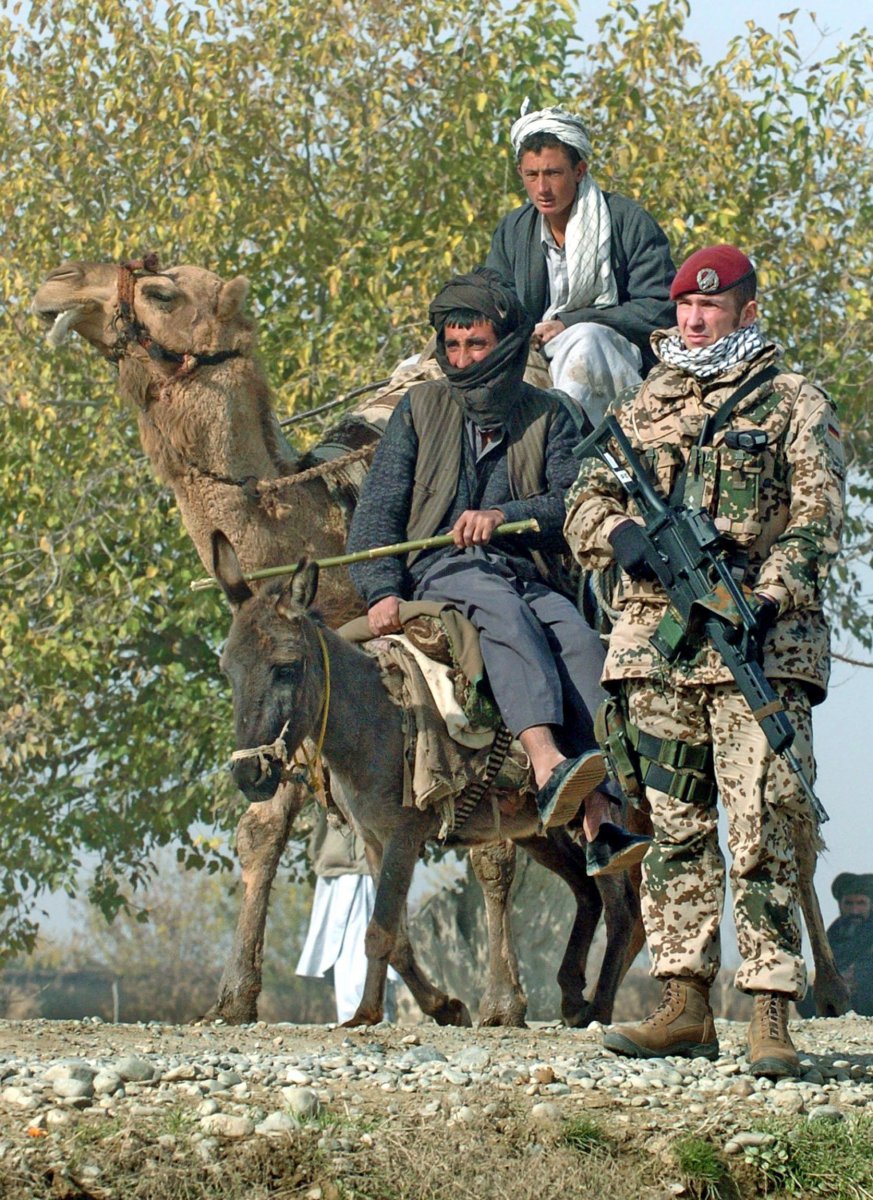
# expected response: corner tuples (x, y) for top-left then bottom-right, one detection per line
(603, 976), (719, 1060)
(747, 992), (801, 1079)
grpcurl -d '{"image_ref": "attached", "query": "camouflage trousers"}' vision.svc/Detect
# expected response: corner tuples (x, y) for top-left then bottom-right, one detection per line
(624, 676), (816, 998)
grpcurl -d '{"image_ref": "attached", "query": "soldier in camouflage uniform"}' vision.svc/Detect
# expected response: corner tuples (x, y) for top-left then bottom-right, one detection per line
(564, 244), (845, 1078)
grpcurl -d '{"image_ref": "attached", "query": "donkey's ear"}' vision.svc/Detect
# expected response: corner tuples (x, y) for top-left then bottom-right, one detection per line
(291, 558), (319, 607)
(276, 557), (319, 618)
(212, 530), (254, 608)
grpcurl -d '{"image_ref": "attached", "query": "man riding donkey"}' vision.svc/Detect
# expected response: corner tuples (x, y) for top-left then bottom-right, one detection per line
(565, 244), (845, 1077)
(486, 105), (676, 430)
(346, 268), (650, 873)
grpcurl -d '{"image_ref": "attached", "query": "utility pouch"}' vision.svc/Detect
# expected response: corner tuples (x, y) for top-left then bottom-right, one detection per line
(682, 444), (718, 513)
(594, 695), (645, 800)
(634, 730), (717, 807)
(650, 605), (689, 662)
(595, 695), (718, 808)
(715, 444), (764, 544)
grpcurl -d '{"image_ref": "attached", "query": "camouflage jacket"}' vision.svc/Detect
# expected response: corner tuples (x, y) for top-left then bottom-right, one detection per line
(564, 335), (845, 699)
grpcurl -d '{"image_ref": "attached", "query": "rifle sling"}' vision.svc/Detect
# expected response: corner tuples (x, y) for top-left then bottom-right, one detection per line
(698, 364), (781, 446)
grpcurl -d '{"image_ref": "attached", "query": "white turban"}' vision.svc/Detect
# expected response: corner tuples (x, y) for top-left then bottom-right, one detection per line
(509, 106), (593, 162)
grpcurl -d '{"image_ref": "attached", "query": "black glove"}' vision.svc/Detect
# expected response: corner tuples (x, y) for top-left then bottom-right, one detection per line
(752, 594), (779, 632)
(751, 593), (779, 660)
(607, 520), (661, 582)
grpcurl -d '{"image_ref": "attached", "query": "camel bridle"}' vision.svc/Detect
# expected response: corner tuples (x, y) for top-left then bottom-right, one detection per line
(109, 254), (264, 492)
(109, 253), (242, 377)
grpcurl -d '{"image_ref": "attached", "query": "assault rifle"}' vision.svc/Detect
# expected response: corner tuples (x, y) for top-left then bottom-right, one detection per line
(578, 415), (828, 822)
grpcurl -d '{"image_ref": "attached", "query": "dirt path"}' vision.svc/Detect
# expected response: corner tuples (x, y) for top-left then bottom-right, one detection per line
(0, 1015), (871, 1198)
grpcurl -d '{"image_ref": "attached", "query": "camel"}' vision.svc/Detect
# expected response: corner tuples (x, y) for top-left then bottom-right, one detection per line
(31, 257), (848, 1021)
(215, 535), (639, 1026)
(32, 257), (387, 1023)
(32, 256), (643, 1027)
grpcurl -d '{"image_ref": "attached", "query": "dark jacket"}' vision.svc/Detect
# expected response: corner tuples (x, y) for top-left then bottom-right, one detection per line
(485, 191), (676, 374)
(828, 914), (873, 1015)
(347, 380), (578, 606)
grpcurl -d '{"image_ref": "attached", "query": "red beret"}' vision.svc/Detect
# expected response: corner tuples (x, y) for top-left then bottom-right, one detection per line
(670, 244), (756, 300)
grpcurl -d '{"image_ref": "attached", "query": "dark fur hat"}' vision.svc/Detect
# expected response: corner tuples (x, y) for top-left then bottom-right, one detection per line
(831, 872), (873, 901)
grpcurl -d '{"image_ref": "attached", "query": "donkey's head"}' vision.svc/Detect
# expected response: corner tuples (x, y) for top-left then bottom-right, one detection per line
(213, 532), (323, 803)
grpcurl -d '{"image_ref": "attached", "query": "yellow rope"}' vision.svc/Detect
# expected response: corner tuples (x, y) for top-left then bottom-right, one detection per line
(292, 626), (332, 805)
(258, 443), (374, 492)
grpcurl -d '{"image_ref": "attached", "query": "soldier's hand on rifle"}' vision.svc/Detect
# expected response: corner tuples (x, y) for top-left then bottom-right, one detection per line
(607, 519), (662, 582)
(368, 595), (402, 636)
(750, 593), (779, 659)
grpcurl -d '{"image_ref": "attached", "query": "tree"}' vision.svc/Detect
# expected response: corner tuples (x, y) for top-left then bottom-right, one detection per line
(0, 0), (870, 954)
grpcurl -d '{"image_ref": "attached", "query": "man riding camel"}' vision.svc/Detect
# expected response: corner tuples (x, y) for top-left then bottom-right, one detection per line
(346, 268), (649, 874)
(486, 105), (676, 429)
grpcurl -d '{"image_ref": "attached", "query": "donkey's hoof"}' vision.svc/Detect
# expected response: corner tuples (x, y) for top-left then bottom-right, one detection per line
(563, 999), (614, 1028)
(562, 1002), (594, 1029)
(560, 990), (592, 1028)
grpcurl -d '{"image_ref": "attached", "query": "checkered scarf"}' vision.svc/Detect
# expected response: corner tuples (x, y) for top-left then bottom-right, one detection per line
(657, 322), (767, 379)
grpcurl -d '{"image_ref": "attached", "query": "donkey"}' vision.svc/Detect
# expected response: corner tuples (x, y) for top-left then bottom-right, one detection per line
(214, 532), (639, 1026)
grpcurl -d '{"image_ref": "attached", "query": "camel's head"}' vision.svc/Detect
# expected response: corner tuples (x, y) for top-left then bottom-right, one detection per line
(32, 260), (255, 362)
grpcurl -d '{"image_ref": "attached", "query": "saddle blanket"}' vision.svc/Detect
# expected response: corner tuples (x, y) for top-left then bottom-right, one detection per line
(339, 607), (531, 828)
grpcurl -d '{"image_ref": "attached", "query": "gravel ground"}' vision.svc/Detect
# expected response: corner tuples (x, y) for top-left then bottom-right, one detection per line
(0, 1013), (871, 1157)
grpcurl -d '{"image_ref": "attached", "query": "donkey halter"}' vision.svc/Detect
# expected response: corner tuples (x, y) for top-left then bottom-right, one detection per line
(229, 625), (332, 802)
(108, 253), (241, 377)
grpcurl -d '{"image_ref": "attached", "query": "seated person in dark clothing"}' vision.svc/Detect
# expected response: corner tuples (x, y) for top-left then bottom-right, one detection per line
(485, 105), (675, 429)
(346, 267), (649, 873)
(827, 873), (873, 1016)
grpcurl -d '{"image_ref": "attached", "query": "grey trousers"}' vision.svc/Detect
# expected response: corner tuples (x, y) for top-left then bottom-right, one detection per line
(413, 550), (607, 753)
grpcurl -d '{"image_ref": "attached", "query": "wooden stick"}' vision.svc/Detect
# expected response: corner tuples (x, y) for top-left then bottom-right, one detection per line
(190, 519), (541, 592)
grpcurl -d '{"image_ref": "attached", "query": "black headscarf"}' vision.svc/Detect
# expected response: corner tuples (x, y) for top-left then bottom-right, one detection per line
(429, 267), (534, 430)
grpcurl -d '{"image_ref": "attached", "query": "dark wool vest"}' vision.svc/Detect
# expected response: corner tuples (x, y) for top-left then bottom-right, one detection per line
(405, 380), (559, 583)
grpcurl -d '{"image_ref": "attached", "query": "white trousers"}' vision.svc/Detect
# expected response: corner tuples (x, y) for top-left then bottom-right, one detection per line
(296, 874), (397, 1022)
(544, 322), (643, 427)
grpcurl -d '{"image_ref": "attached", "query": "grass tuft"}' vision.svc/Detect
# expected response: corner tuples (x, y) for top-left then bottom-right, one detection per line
(562, 1114), (610, 1154)
(740, 1115), (873, 1199)
(673, 1135), (730, 1199)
